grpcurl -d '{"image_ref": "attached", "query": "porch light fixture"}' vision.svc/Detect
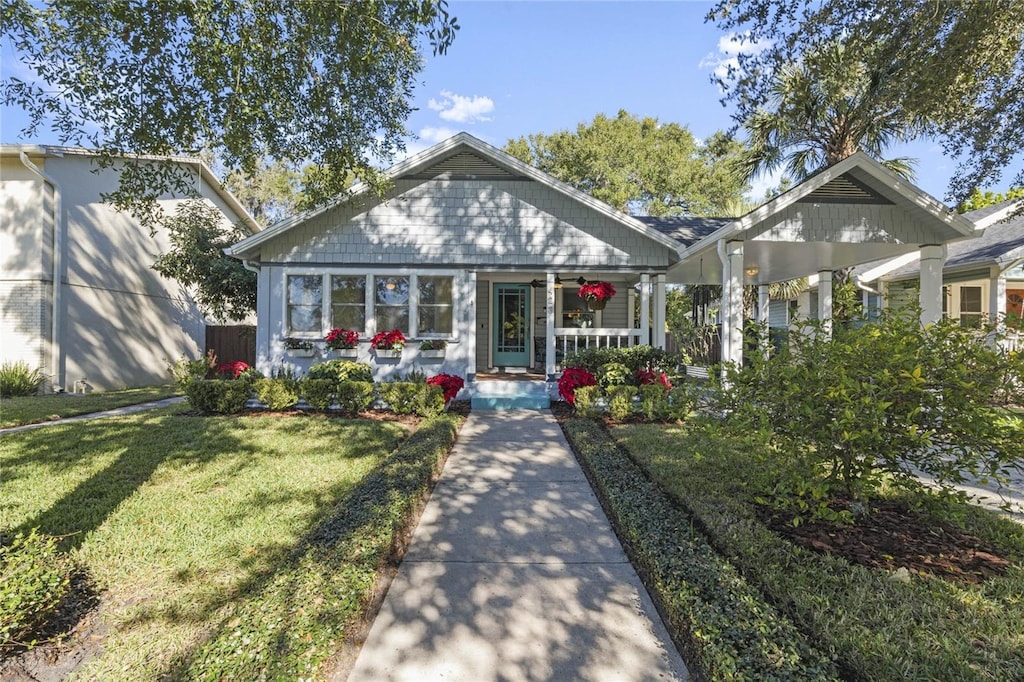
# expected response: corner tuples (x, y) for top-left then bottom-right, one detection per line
(530, 279), (542, 288)
(385, 278), (397, 290)
(554, 276), (563, 289)
(744, 264), (760, 277)
(576, 276), (587, 285)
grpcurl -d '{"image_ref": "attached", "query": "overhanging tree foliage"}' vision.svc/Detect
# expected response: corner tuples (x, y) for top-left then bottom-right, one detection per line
(709, 0), (1024, 205)
(504, 110), (749, 217)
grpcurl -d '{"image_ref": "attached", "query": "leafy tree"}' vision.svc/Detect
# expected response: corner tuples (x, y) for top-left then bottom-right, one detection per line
(504, 110), (748, 216)
(956, 187), (1024, 214)
(151, 200), (256, 323)
(739, 41), (922, 182)
(709, 0), (1024, 205)
(222, 162), (302, 227)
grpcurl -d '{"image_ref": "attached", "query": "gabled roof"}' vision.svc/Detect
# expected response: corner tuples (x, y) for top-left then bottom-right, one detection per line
(1, 144), (261, 234)
(227, 132), (684, 260)
(636, 216), (736, 247)
(875, 199), (1024, 281)
(667, 152), (977, 285)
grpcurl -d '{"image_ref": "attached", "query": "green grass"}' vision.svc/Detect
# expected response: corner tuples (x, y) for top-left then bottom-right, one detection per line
(612, 420), (1024, 681)
(0, 405), (462, 679)
(0, 385), (180, 428)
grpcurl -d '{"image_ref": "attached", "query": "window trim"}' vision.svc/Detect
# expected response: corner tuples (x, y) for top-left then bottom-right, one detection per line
(281, 267), (460, 339)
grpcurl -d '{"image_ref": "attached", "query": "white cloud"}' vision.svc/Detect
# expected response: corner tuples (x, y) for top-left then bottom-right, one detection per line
(700, 32), (772, 83)
(418, 126), (460, 144)
(427, 90), (494, 124)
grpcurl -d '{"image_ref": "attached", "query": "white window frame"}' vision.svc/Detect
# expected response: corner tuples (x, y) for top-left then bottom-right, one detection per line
(281, 268), (459, 340)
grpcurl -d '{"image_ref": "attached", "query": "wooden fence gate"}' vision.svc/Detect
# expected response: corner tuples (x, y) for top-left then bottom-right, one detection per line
(206, 325), (256, 366)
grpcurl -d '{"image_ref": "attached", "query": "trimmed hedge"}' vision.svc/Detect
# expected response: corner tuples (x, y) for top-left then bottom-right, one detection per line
(307, 360), (372, 384)
(561, 417), (839, 681)
(336, 381), (376, 415)
(254, 377), (299, 410)
(180, 413), (463, 680)
(379, 382), (444, 417)
(301, 378), (336, 411)
(184, 379), (251, 414)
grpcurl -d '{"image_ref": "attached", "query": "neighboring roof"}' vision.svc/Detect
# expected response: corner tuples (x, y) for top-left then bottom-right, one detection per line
(636, 216), (736, 247)
(666, 152), (977, 285)
(1, 144), (261, 235)
(878, 199), (1024, 280)
(227, 132), (684, 260)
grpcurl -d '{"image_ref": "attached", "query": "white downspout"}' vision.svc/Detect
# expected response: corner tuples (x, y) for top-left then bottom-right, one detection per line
(20, 152), (64, 392)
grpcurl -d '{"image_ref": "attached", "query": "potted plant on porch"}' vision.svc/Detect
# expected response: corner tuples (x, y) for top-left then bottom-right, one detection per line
(370, 329), (406, 360)
(325, 328), (360, 358)
(578, 281), (616, 310)
(418, 339), (447, 359)
(283, 337), (316, 357)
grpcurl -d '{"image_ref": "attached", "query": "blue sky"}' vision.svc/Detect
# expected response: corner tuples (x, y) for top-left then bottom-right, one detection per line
(0, 0), (981, 205)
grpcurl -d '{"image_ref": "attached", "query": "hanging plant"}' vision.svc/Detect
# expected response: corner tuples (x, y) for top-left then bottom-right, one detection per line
(578, 281), (616, 303)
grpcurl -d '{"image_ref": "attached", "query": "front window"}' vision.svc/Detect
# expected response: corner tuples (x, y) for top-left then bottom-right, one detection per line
(418, 276), (453, 335)
(562, 289), (595, 328)
(959, 285), (982, 327)
(331, 275), (366, 332)
(375, 275), (410, 334)
(287, 275), (322, 334)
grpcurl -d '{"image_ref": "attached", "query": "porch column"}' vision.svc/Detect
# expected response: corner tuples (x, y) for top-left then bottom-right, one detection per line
(639, 274), (651, 345)
(990, 265), (1006, 329)
(719, 240), (744, 369)
(919, 244), (947, 326)
(466, 271), (477, 377)
(545, 272), (556, 378)
(758, 283), (771, 352)
(653, 274), (666, 349)
(818, 270), (833, 338)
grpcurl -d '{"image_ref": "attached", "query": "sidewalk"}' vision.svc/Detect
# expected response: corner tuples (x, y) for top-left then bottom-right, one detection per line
(345, 410), (689, 682)
(0, 396), (186, 435)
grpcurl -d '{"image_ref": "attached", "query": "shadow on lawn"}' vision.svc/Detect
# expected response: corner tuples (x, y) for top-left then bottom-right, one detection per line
(8, 411), (254, 552)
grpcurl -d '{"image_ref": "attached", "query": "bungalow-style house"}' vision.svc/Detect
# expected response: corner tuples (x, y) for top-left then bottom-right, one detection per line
(226, 134), (980, 398)
(0, 146), (259, 392)
(856, 199), (1024, 345)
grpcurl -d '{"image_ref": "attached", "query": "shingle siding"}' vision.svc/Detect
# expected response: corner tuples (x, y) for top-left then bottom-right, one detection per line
(751, 204), (933, 245)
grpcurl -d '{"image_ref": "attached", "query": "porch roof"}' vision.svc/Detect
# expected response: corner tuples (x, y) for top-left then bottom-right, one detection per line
(665, 152), (977, 286)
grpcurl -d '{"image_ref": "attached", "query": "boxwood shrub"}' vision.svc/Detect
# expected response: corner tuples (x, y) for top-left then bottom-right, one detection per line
(336, 381), (375, 415)
(185, 379), (251, 414)
(301, 378), (336, 411)
(254, 377), (299, 410)
(307, 360), (372, 384)
(379, 382), (444, 417)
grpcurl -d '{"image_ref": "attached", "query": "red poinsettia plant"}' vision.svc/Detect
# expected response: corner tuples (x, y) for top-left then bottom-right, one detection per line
(557, 366), (597, 405)
(325, 328), (359, 349)
(427, 373), (465, 404)
(370, 329), (406, 351)
(578, 281), (616, 303)
(636, 368), (672, 389)
(214, 361), (250, 379)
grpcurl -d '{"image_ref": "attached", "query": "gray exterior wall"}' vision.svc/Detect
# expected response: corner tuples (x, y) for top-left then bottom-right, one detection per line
(256, 178), (671, 270)
(1, 152), (245, 391)
(750, 203), (940, 245)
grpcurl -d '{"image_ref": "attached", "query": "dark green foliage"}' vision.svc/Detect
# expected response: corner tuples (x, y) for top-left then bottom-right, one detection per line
(307, 360), (373, 384)
(717, 310), (1024, 517)
(561, 419), (839, 681)
(0, 529), (75, 648)
(300, 378), (336, 411)
(181, 413), (462, 679)
(378, 382), (444, 417)
(605, 385), (636, 421)
(639, 383), (671, 421)
(184, 379), (251, 414)
(0, 361), (47, 397)
(563, 345), (674, 375)
(253, 378), (299, 411)
(335, 381), (375, 415)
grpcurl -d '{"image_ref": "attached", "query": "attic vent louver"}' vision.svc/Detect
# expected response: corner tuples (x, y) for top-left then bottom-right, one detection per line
(412, 151), (517, 179)
(798, 174), (894, 204)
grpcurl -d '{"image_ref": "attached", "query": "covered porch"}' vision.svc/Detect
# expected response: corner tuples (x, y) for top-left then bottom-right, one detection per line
(666, 153), (978, 374)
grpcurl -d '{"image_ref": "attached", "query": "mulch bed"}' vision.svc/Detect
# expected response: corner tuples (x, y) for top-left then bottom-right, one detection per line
(759, 499), (1013, 584)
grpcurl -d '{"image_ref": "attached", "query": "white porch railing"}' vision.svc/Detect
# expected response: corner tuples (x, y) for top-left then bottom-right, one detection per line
(999, 329), (1022, 354)
(552, 328), (646, 369)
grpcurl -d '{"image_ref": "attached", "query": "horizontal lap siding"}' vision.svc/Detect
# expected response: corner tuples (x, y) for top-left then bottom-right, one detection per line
(260, 179), (670, 269)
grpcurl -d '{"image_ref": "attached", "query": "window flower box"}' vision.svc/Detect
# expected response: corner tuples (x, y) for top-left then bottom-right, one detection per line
(370, 329), (406, 361)
(374, 348), (402, 360)
(284, 338), (316, 357)
(332, 348), (359, 359)
(325, 328), (359, 357)
(419, 339), (447, 360)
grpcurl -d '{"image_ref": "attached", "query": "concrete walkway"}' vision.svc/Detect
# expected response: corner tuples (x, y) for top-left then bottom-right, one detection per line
(0, 396), (186, 435)
(346, 410), (689, 682)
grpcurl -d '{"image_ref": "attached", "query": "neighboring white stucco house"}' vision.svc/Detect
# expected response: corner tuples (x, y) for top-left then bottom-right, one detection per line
(227, 134), (986, 385)
(0, 146), (258, 392)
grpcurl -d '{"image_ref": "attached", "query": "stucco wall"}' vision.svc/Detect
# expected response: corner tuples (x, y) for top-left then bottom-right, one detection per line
(258, 178), (670, 269)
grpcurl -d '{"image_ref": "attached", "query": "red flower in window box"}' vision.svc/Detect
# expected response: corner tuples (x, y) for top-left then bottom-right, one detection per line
(427, 373), (465, 404)
(325, 328), (359, 349)
(578, 281), (616, 303)
(370, 329), (406, 351)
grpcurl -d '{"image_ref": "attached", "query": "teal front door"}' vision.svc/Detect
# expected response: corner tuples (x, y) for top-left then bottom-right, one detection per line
(493, 284), (531, 367)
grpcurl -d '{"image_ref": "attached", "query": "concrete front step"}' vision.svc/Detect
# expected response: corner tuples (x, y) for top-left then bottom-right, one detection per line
(470, 379), (552, 410)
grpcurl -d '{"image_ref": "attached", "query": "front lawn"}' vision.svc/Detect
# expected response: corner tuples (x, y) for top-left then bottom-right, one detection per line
(0, 405), (461, 679)
(0, 385), (180, 428)
(607, 419), (1024, 681)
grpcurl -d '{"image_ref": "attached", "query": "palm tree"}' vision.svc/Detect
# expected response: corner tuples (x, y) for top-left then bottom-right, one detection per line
(740, 41), (924, 183)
